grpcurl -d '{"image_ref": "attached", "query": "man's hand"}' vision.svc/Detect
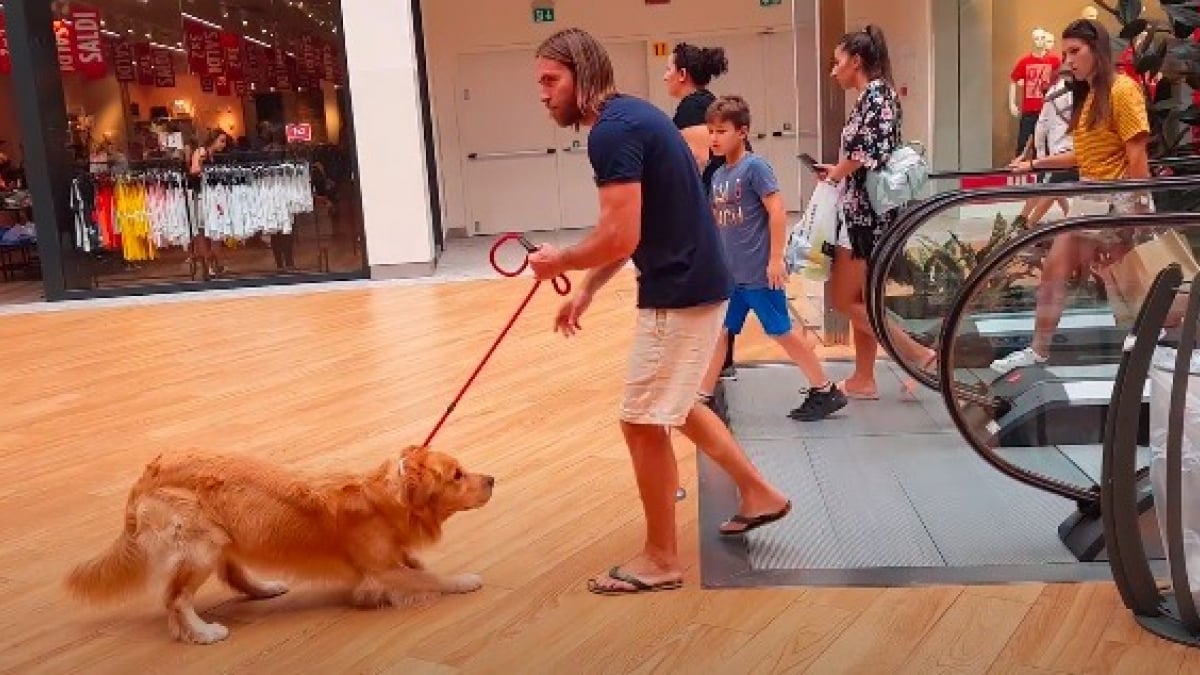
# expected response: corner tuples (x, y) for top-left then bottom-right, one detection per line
(528, 243), (566, 280)
(767, 259), (787, 290)
(555, 292), (593, 337)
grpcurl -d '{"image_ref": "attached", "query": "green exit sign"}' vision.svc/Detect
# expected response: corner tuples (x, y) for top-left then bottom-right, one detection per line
(533, 6), (555, 22)
(760, 0), (782, 5)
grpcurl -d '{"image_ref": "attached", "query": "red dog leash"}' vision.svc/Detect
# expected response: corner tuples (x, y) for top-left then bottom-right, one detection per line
(421, 233), (571, 448)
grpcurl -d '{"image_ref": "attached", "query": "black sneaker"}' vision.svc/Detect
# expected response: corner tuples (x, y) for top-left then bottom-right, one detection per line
(788, 383), (848, 422)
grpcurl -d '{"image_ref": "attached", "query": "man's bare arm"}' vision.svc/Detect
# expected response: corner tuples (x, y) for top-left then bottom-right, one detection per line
(561, 182), (641, 272)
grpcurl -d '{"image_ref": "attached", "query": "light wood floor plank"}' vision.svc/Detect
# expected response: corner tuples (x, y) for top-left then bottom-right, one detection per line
(897, 591), (1036, 675)
(804, 586), (963, 673)
(0, 271), (1191, 673)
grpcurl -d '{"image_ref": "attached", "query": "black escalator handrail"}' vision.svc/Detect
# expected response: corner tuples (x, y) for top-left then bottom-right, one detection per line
(1166, 270), (1200, 632)
(1102, 265), (1181, 615)
(868, 174), (1200, 390)
(937, 211), (1200, 504)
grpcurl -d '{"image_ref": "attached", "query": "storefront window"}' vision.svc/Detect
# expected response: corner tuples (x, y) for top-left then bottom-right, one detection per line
(941, 1), (1169, 172)
(47, 0), (364, 293)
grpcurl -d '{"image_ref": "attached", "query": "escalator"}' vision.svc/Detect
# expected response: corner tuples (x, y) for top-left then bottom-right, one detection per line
(866, 172), (1200, 563)
(701, 165), (1200, 591)
(927, 210), (1200, 647)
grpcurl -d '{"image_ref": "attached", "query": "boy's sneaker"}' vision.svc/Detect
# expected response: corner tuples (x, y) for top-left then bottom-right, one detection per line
(989, 347), (1047, 375)
(788, 383), (848, 422)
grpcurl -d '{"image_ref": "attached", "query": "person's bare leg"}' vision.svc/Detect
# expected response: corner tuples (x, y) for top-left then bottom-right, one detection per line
(1031, 233), (1085, 356)
(831, 247), (878, 396)
(772, 329), (828, 387)
(698, 330), (730, 398)
(678, 403), (789, 529)
(588, 421), (683, 592)
(1023, 196), (1065, 227)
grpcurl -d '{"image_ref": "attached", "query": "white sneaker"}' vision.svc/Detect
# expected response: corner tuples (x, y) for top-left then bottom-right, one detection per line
(990, 347), (1048, 374)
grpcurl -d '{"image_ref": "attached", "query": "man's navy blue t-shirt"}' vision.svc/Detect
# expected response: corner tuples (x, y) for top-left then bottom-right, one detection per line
(587, 94), (732, 310)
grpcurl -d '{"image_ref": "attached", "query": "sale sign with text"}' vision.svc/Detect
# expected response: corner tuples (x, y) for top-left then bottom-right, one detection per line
(112, 38), (135, 82)
(71, 5), (106, 79)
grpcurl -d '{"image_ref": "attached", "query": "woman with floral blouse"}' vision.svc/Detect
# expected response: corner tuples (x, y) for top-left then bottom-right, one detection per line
(814, 25), (938, 400)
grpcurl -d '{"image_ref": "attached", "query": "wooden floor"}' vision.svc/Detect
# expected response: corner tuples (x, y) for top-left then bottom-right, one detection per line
(0, 270), (1196, 674)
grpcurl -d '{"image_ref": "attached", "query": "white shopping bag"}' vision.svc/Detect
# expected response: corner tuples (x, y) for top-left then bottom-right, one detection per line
(1149, 345), (1200, 603)
(786, 181), (839, 282)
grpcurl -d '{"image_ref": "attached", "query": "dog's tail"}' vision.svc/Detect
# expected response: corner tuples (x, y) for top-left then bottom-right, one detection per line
(64, 531), (148, 604)
(64, 458), (161, 603)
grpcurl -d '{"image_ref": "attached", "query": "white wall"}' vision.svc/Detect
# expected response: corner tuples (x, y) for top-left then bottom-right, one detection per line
(419, 0), (794, 235)
(342, 0), (435, 277)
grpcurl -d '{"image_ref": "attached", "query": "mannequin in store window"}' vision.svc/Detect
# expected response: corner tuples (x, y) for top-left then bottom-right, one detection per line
(189, 130), (230, 277)
(1010, 28), (1062, 156)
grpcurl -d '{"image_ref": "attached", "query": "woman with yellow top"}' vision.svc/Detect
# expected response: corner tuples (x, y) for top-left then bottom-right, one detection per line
(991, 18), (1153, 374)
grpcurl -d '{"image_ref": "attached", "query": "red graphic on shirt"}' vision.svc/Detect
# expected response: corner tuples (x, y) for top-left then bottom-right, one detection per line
(1011, 53), (1062, 114)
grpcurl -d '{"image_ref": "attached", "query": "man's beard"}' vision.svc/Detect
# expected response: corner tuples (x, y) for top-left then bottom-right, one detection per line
(553, 99), (584, 128)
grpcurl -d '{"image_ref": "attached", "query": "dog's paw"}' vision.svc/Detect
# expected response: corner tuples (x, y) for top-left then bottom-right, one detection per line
(172, 620), (229, 645)
(192, 622), (230, 645)
(447, 573), (483, 594)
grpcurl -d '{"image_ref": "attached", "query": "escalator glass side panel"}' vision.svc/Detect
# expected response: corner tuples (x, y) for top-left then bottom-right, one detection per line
(939, 214), (1200, 500)
(874, 178), (1200, 393)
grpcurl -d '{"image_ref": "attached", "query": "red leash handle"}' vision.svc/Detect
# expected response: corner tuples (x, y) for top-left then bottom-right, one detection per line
(488, 232), (572, 294)
(423, 233), (571, 448)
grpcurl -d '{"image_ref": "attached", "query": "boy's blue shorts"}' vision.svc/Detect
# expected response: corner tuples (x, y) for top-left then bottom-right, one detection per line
(724, 287), (792, 337)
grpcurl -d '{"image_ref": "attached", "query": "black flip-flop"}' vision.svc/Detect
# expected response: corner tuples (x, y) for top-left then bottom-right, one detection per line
(719, 500), (793, 536)
(586, 566), (683, 596)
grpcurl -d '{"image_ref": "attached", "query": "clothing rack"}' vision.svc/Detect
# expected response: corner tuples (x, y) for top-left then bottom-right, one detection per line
(71, 167), (194, 255)
(70, 165), (201, 287)
(68, 156), (332, 287)
(197, 158), (330, 273)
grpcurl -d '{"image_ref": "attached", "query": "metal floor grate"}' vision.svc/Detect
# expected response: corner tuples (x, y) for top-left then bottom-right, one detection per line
(698, 361), (1157, 587)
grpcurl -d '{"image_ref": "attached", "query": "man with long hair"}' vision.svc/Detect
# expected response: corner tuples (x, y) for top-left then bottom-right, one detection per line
(527, 28), (791, 595)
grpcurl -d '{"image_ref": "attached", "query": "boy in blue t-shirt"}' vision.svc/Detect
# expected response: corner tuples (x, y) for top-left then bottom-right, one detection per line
(698, 96), (847, 422)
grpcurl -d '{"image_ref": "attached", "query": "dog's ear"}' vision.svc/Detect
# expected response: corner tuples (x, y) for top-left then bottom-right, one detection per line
(399, 445), (428, 476)
(401, 451), (440, 508)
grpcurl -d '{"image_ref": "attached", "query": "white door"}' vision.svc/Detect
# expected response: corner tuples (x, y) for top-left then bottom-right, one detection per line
(759, 30), (804, 213)
(555, 41), (650, 230)
(458, 48), (561, 235)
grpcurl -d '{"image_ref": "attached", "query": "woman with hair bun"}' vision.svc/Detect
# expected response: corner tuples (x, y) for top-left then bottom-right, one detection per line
(665, 42), (730, 178)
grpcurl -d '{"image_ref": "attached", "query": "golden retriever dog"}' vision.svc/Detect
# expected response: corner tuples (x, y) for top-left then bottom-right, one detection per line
(64, 445), (493, 644)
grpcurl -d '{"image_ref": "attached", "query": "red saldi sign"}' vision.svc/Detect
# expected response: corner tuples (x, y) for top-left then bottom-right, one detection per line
(182, 17), (207, 75)
(71, 5), (106, 79)
(203, 27), (224, 77)
(151, 48), (174, 87)
(133, 42), (153, 86)
(0, 12), (10, 76)
(54, 19), (75, 72)
(112, 39), (135, 82)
